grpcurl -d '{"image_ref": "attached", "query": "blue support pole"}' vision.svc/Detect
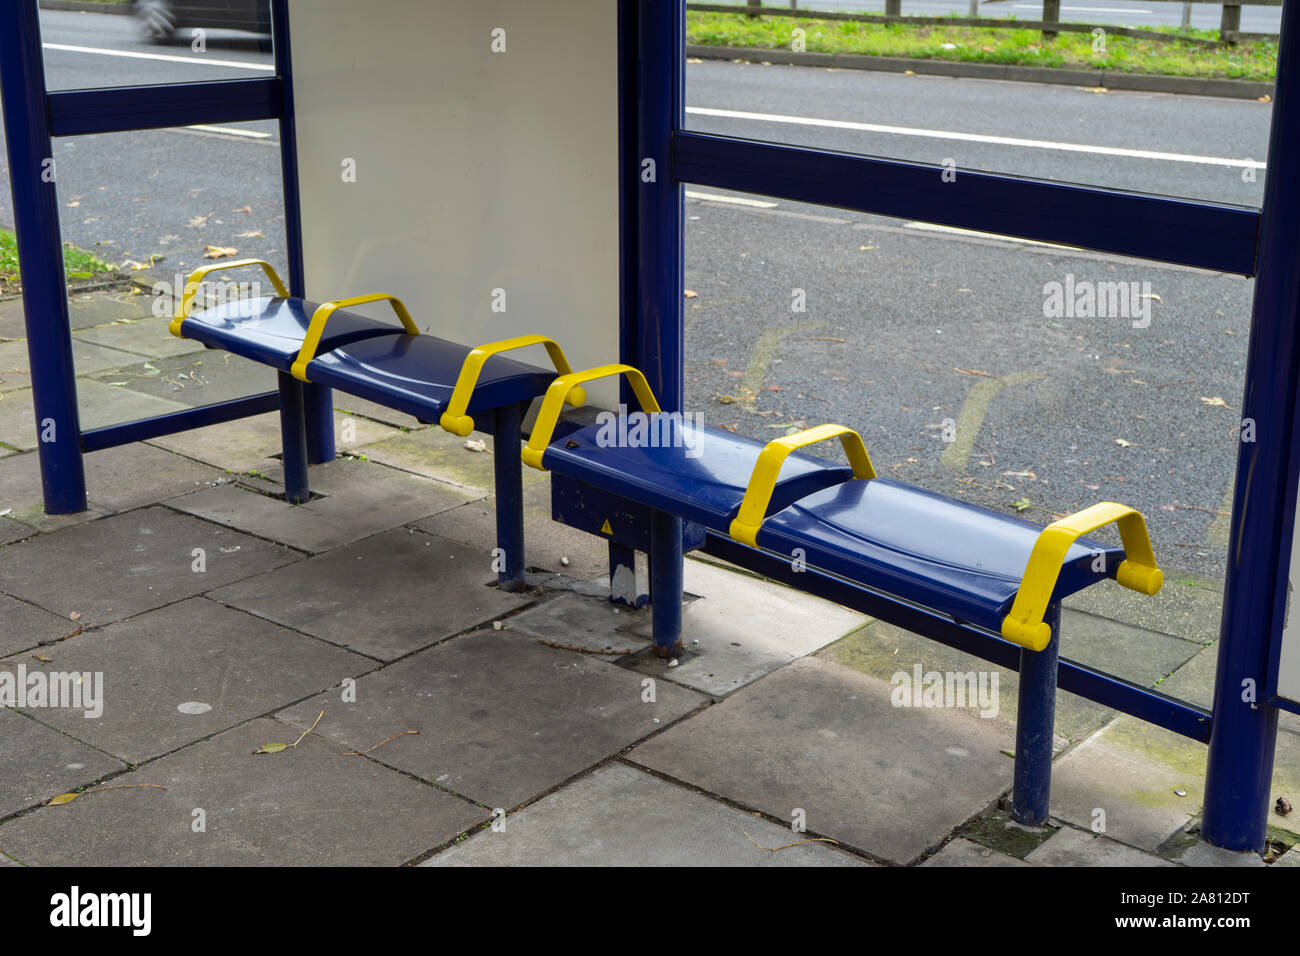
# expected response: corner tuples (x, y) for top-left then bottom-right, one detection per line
(276, 373), (310, 505)
(0, 1), (88, 514)
(649, 510), (685, 656)
(1013, 602), (1060, 826)
(271, 0), (334, 467)
(493, 402), (527, 592)
(1199, 0), (1300, 856)
(637, 0), (687, 647)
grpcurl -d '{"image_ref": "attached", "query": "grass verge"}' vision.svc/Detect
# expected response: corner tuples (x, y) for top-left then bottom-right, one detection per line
(687, 10), (1278, 82)
(0, 229), (120, 297)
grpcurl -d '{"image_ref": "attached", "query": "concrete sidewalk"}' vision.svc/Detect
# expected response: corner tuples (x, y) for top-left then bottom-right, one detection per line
(0, 285), (1295, 866)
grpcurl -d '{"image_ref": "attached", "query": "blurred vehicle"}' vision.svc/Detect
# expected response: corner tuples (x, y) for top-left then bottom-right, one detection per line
(131, 0), (272, 43)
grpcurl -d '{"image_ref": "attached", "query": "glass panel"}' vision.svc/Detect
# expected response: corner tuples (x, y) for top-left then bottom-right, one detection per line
(686, 5), (1276, 207)
(684, 191), (1244, 690)
(41, 1), (274, 92)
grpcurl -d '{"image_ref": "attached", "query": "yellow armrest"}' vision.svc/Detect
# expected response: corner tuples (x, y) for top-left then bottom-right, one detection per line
(439, 335), (584, 437)
(289, 293), (418, 382)
(728, 424), (876, 548)
(1001, 502), (1163, 651)
(520, 364), (661, 471)
(169, 258), (289, 337)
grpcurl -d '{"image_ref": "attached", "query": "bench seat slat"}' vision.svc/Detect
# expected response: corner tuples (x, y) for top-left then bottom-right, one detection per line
(178, 296), (403, 370)
(304, 334), (557, 424)
(541, 418), (855, 531)
(542, 415), (1125, 631)
(756, 479), (1122, 632)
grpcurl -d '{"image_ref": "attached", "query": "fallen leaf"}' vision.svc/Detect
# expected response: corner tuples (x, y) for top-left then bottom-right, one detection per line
(236, 230), (264, 239)
(253, 742), (289, 754)
(48, 792), (79, 805)
(1012, 498), (1031, 512)
(202, 246), (238, 260)
(1200, 396), (1229, 407)
(34, 654), (52, 663)
(684, 290), (698, 299)
(859, 245), (875, 251)
(188, 214), (211, 228)
(232, 205), (252, 214)
(463, 439), (487, 453)
(1115, 438), (1132, 448)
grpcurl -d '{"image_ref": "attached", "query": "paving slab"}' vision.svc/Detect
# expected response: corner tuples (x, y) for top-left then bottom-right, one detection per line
(0, 506), (298, 627)
(415, 479), (607, 580)
(424, 762), (867, 867)
(629, 655), (1016, 864)
(0, 379), (189, 452)
(1176, 841), (1267, 867)
(358, 427), (542, 495)
(0, 290), (150, 342)
(278, 630), (705, 809)
(0, 444), (225, 531)
(73, 315), (206, 360)
(823, 608), (1198, 744)
(0, 717), (486, 866)
(89, 349), (275, 408)
(0, 338), (143, 394)
(618, 558), (864, 696)
(1064, 576), (1224, 648)
(1049, 716), (1206, 852)
(921, 837), (1029, 867)
(1159, 640), (1300, 737)
(1274, 847), (1300, 866)
(0, 708), (126, 822)
(1026, 825), (1175, 866)
(1053, 711), (1300, 849)
(503, 593), (652, 656)
(148, 410), (398, 475)
(333, 394), (425, 430)
(210, 528), (529, 660)
(0, 594), (76, 657)
(0, 516), (35, 546)
(3, 596), (376, 765)
(171, 459), (476, 554)
(0, 451), (108, 534)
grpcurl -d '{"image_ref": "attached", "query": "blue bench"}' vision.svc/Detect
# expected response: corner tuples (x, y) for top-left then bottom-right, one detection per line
(520, 364), (1165, 821)
(169, 259), (585, 590)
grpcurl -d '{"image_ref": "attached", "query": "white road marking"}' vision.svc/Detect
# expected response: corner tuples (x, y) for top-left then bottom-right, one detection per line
(685, 190), (778, 208)
(904, 221), (1079, 249)
(42, 43), (275, 72)
(686, 106), (1266, 169)
(186, 125), (272, 138)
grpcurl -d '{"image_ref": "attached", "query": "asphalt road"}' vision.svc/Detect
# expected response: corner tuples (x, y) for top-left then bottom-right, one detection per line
(0, 9), (1274, 581)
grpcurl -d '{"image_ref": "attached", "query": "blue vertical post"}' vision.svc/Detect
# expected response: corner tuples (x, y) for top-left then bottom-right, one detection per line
(1012, 602), (1060, 826)
(638, 0), (686, 652)
(276, 373), (310, 504)
(0, 1), (88, 514)
(1200, 0), (1300, 856)
(493, 402), (526, 592)
(271, 0), (334, 466)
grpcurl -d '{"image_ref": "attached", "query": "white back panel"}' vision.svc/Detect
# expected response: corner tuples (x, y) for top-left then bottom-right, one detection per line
(287, 0), (620, 403)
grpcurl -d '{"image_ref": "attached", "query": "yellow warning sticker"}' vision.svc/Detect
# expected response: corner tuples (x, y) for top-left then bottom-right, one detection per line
(600, 519), (613, 535)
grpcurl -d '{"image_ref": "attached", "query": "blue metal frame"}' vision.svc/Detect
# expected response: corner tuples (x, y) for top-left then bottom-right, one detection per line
(1200, 0), (1300, 853)
(0, 1), (88, 513)
(0, 0), (1289, 850)
(0, 0), (302, 515)
(673, 133), (1259, 276)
